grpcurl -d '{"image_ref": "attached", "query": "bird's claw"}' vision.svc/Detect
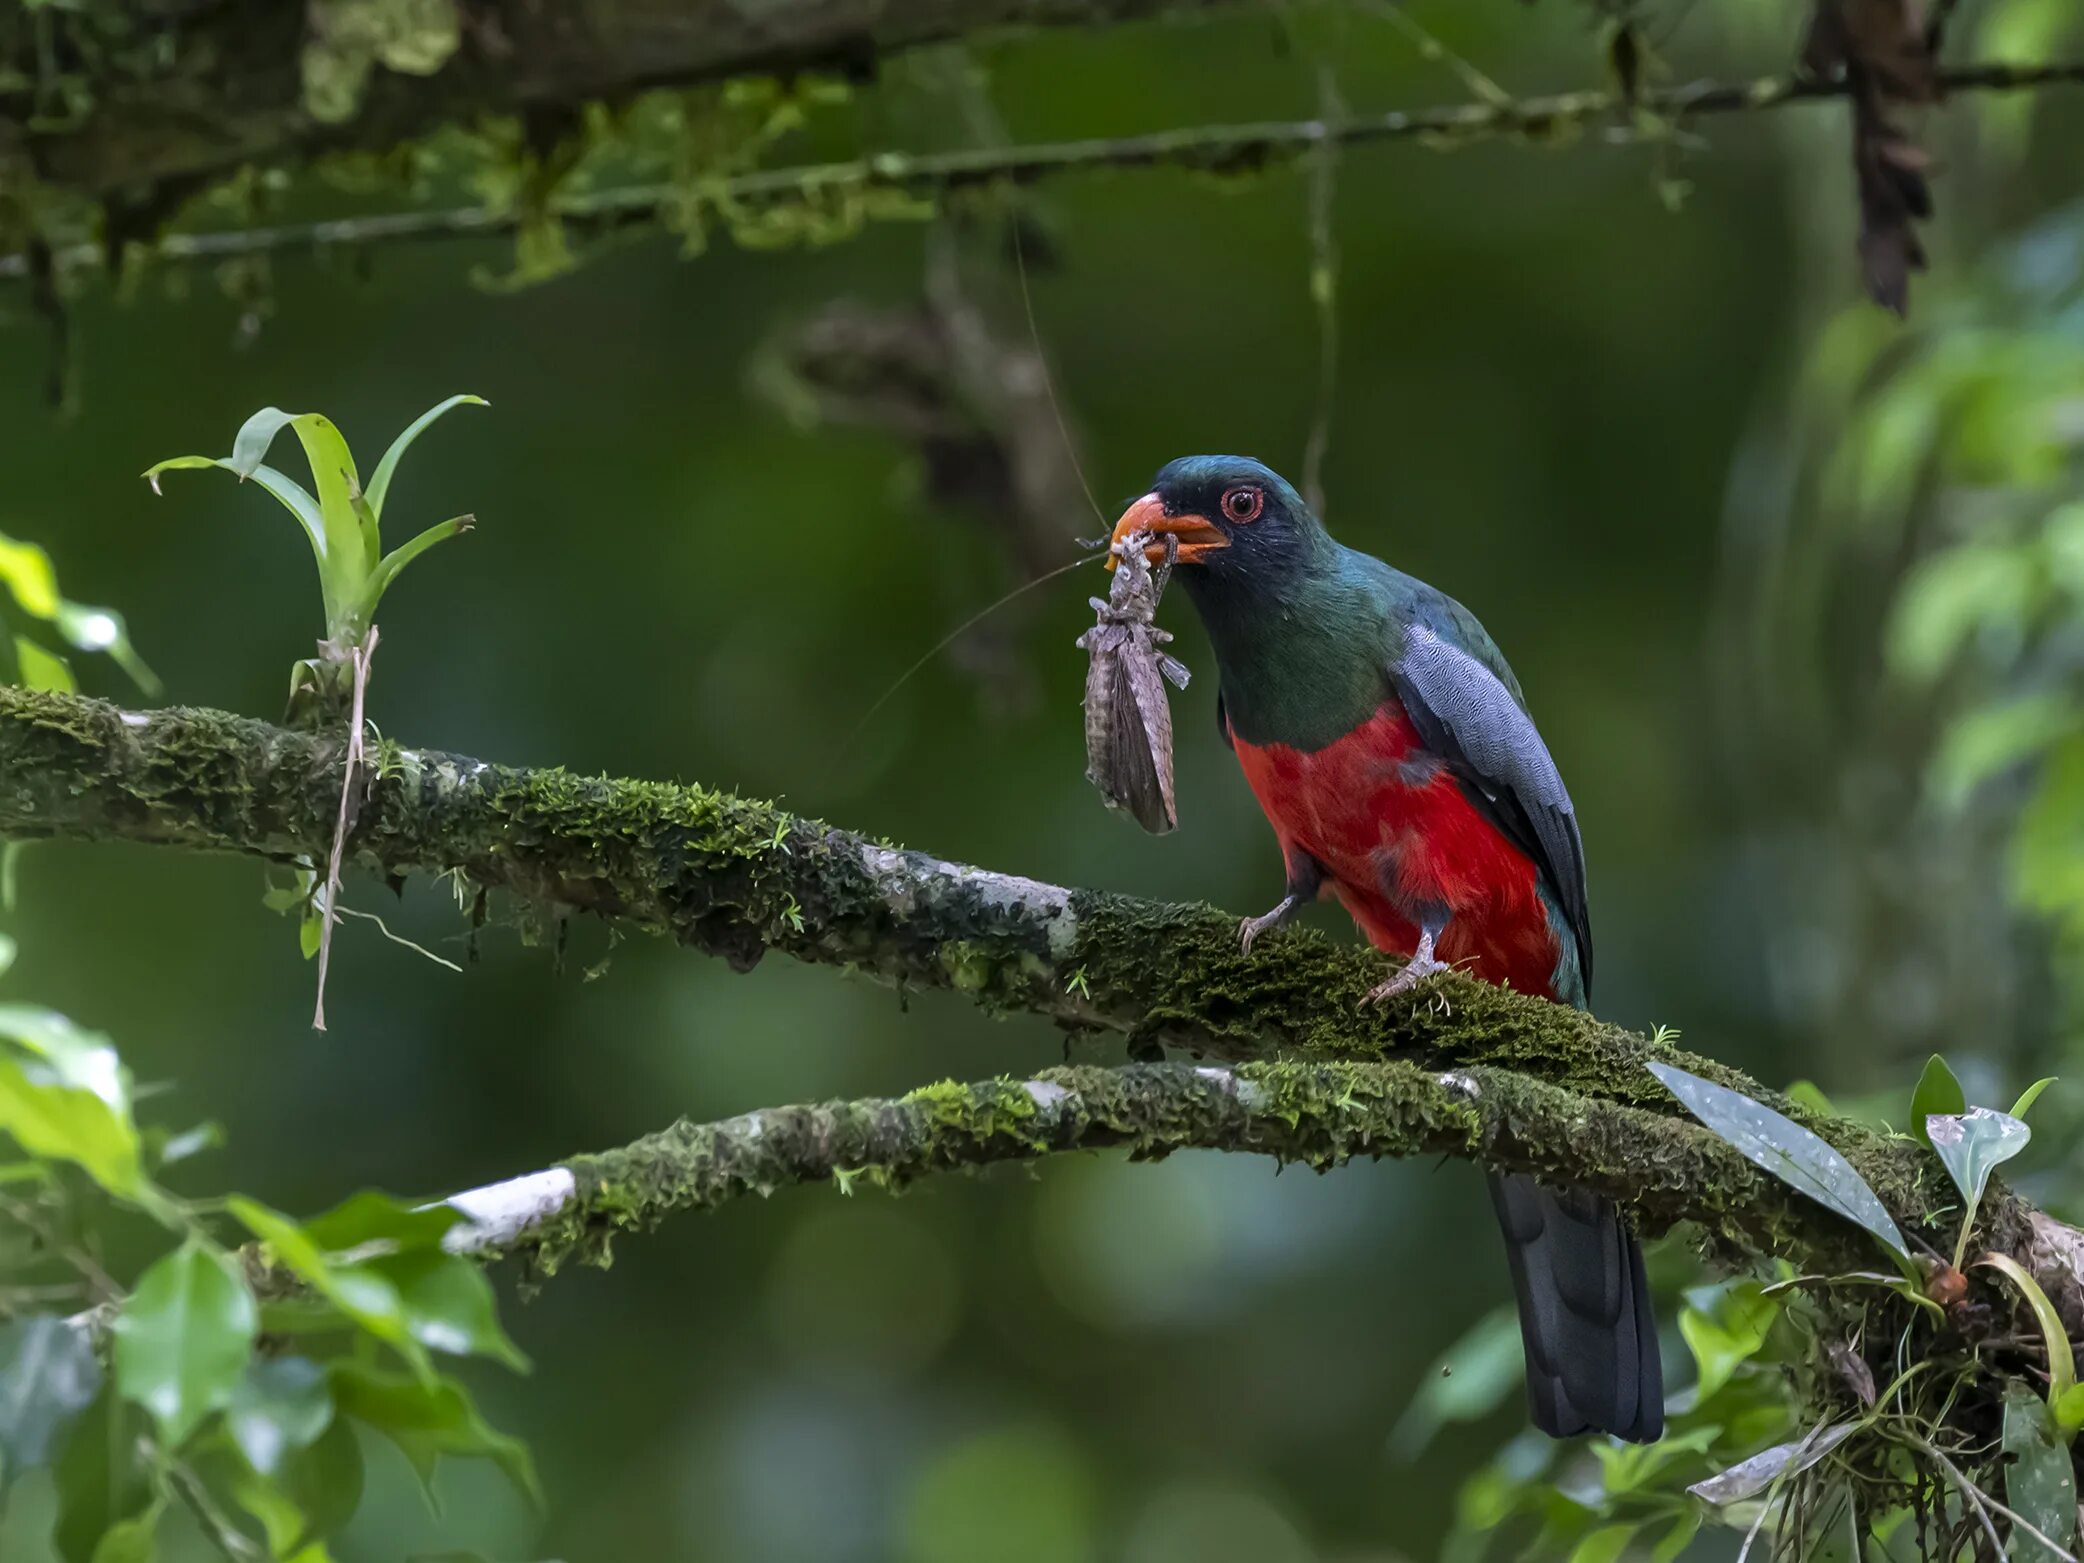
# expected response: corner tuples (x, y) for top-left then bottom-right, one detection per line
(1362, 953), (1450, 1006)
(1238, 896), (1299, 955)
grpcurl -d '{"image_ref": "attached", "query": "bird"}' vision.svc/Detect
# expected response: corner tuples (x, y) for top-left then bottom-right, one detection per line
(1108, 454), (1663, 1444)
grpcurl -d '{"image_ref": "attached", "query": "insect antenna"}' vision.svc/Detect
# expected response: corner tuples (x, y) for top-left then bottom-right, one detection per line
(843, 551), (1099, 754)
(845, 211), (1116, 753)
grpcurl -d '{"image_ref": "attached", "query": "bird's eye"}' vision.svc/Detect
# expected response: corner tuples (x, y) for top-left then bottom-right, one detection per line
(1221, 485), (1264, 524)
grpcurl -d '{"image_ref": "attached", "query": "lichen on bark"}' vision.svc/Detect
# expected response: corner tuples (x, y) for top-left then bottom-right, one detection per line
(0, 684), (2034, 1292)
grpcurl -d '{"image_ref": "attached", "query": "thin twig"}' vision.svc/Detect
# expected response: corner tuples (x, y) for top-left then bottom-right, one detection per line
(312, 626), (377, 1031)
(4, 59), (2080, 282)
(1912, 1435), (2019, 1562)
(1302, 62), (1344, 518)
(332, 903), (464, 973)
(1350, 0), (1514, 107)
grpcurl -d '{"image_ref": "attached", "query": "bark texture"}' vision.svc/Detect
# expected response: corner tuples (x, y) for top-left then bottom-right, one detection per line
(0, 684), (2060, 1304)
(4, 0), (1218, 205)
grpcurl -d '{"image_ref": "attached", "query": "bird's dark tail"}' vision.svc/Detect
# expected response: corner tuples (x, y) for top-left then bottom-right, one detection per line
(1486, 1172), (1664, 1443)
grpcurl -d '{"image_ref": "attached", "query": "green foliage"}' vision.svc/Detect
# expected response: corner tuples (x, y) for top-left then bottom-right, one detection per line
(1925, 1108), (2032, 1268)
(111, 1241), (257, 1446)
(2001, 1382), (2079, 1552)
(1908, 1055), (1964, 1147)
(143, 398), (482, 716)
(0, 981), (530, 1557)
(0, 529), (157, 697)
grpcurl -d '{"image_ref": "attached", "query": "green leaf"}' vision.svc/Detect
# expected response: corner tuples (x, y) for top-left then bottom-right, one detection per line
(229, 410), (368, 589)
(54, 1393), (154, 1563)
(1649, 1514), (1701, 1563)
(371, 1248), (529, 1371)
(231, 1410), (364, 1551)
(0, 1314), (103, 1479)
(1932, 693), (2080, 808)
(0, 1052), (144, 1198)
(2053, 1382), (2084, 1436)
(1925, 1108), (2031, 1215)
(1388, 1306), (1521, 1457)
(0, 532), (59, 616)
(1784, 1079), (1838, 1117)
(366, 395), (487, 520)
(228, 1197), (429, 1379)
(87, 1502), (163, 1563)
(331, 1362), (540, 1509)
(1910, 1055), (1965, 1146)
(301, 1189), (464, 1254)
(1687, 1422), (1856, 1505)
(1566, 1524), (1637, 1563)
(1979, 1252), (2076, 1407)
(2004, 1382), (2080, 1552)
(14, 635), (74, 692)
(112, 1240), (258, 1446)
(227, 1357), (334, 1477)
(1648, 1060), (1909, 1259)
(359, 514), (474, 622)
(2012, 1077), (2058, 1120)
(144, 455), (327, 564)
(1678, 1281), (1778, 1402)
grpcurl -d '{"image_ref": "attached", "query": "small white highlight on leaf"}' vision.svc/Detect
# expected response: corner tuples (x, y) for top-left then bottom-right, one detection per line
(71, 613), (119, 650)
(1024, 1080), (1070, 1111)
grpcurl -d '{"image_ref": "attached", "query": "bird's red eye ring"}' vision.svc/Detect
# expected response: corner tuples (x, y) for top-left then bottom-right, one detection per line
(1221, 485), (1264, 525)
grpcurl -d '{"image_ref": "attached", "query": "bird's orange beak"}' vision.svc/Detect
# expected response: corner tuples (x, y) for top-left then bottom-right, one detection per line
(1107, 493), (1228, 569)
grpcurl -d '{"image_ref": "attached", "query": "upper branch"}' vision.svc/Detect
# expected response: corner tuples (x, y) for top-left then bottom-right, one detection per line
(9, 58), (2081, 283)
(0, 684), (1986, 1274)
(5, 0), (1223, 205)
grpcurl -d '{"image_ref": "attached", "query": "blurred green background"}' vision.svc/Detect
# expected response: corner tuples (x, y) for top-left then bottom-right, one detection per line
(5, 0), (2084, 1557)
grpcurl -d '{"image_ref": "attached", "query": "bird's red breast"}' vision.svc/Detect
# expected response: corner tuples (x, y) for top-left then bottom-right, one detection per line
(1229, 699), (1565, 999)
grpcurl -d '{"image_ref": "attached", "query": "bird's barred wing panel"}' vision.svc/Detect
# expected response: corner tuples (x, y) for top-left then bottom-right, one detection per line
(1389, 625), (1593, 992)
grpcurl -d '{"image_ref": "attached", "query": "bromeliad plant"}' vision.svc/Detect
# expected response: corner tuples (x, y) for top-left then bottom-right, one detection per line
(1636, 1058), (2076, 1557)
(144, 397), (484, 725)
(145, 399), (487, 1023)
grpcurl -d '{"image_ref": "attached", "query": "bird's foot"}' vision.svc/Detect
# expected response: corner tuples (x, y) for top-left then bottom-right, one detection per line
(1361, 933), (1449, 1005)
(1239, 895), (1302, 955)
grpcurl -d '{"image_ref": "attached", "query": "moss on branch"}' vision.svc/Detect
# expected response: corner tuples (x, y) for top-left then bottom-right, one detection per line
(0, 685), (2023, 1282)
(493, 1057), (1937, 1283)
(3, 0), (1222, 209)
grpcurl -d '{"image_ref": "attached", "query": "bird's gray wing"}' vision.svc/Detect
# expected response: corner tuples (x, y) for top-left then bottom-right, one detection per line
(1388, 624), (1592, 994)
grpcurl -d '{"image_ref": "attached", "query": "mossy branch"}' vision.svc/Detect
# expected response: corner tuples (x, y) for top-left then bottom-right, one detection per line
(8, 58), (2081, 284)
(4, 684), (2075, 1301)
(5, 0), (1226, 207)
(446, 1057), (1961, 1284)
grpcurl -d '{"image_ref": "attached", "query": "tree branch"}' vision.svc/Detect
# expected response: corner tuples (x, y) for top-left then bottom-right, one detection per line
(0, 683), (2051, 1290)
(4, 0), (1225, 206)
(430, 1056), (1956, 1285)
(6, 58), (2079, 283)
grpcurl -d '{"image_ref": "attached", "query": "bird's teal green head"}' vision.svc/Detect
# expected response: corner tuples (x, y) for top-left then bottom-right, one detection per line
(1111, 455), (1386, 748)
(1108, 456), (1331, 595)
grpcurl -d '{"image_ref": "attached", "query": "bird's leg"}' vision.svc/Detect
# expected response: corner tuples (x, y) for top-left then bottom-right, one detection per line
(1239, 851), (1325, 954)
(1363, 912), (1453, 1004)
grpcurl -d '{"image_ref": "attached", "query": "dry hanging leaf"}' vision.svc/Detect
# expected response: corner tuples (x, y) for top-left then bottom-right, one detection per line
(1076, 531), (1190, 833)
(1803, 0), (1938, 314)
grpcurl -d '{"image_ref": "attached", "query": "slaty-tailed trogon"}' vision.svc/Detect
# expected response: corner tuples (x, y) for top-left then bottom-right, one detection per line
(1109, 454), (1663, 1444)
